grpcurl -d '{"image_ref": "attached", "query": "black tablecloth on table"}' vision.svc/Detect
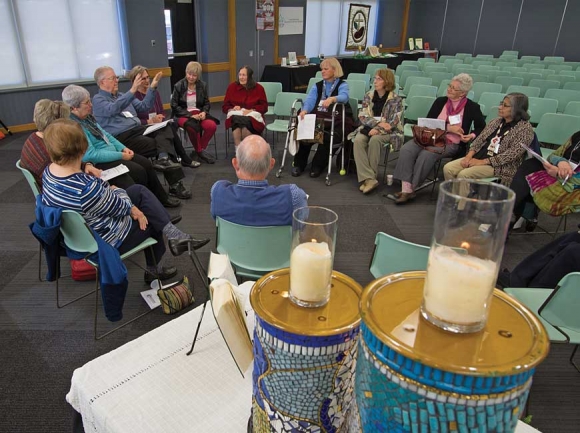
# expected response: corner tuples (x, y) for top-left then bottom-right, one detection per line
(260, 65), (319, 92)
(394, 50), (439, 61)
(340, 56), (403, 76)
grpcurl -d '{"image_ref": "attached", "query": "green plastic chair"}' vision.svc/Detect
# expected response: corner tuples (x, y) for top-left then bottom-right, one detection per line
(547, 74), (575, 88)
(369, 232), (430, 278)
(443, 58), (463, 72)
(503, 66), (524, 74)
(544, 88), (580, 112)
(563, 81), (580, 92)
(258, 82), (283, 116)
(423, 64), (448, 74)
(543, 56), (565, 64)
(477, 65), (499, 73)
(469, 74), (490, 84)
(472, 60), (493, 69)
(315, 71), (322, 79)
(306, 77), (322, 94)
(400, 76), (433, 98)
(496, 62), (517, 70)
(564, 61), (580, 69)
(498, 55), (518, 63)
(475, 54), (494, 60)
(215, 217), (291, 280)
(535, 113), (580, 151)
(59, 210), (158, 339)
(365, 63), (389, 77)
(472, 82), (502, 102)
(399, 70), (424, 90)
(395, 64), (419, 78)
(347, 73), (371, 89)
(346, 79), (367, 103)
(520, 55), (541, 64)
(437, 80), (451, 97)
(528, 79), (560, 97)
(405, 84), (437, 102)
(549, 64), (573, 74)
(477, 92), (506, 116)
(451, 64), (475, 75)
(426, 71), (452, 88)
(563, 101), (580, 117)
(527, 97), (558, 125)
(505, 85), (541, 98)
(513, 71), (542, 85)
(437, 55), (456, 64)
(505, 272), (580, 371)
(501, 50), (519, 57)
(531, 69), (556, 80)
(417, 57), (435, 71)
(265, 92), (306, 138)
(455, 53), (472, 60)
(486, 106), (499, 123)
(495, 76), (523, 92)
(487, 70), (511, 82)
(403, 96), (436, 138)
(522, 63), (545, 71)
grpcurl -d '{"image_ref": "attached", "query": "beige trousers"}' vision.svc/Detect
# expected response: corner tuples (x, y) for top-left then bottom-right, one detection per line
(353, 132), (390, 182)
(443, 158), (495, 181)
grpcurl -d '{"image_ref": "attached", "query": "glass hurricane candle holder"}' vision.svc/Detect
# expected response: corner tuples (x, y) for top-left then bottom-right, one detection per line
(289, 206), (338, 308)
(421, 179), (515, 333)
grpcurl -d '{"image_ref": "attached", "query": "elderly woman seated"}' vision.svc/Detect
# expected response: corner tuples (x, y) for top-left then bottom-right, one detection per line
(443, 92), (534, 186)
(40, 119), (209, 283)
(389, 73), (485, 204)
(351, 68), (403, 194)
(62, 85), (182, 207)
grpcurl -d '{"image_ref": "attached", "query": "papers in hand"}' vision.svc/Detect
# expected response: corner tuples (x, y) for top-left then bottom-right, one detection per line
(100, 164), (129, 182)
(142, 119), (173, 136)
(418, 118), (445, 130)
(521, 143), (550, 165)
(297, 113), (317, 140)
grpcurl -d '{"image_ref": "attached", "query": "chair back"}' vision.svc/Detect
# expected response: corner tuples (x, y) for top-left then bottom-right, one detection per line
(451, 64), (475, 75)
(505, 85), (541, 98)
(469, 73), (490, 84)
(520, 55), (541, 63)
(423, 64), (448, 74)
(495, 76), (524, 92)
(544, 88), (580, 112)
(477, 65), (499, 73)
(369, 232), (430, 278)
(487, 70), (511, 82)
(347, 73), (371, 89)
(501, 50), (519, 56)
(60, 210), (99, 254)
(349, 97), (359, 120)
(535, 113), (580, 146)
(528, 79), (560, 97)
(215, 217), (291, 279)
(563, 81), (580, 92)
(472, 60), (492, 69)
(527, 97), (558, 125)
(417, 57), (435, 70)
(405, 96), (436, 123)
(16, 159), (41, 197)
(442, 58), (463, 72)
(543, 56), (565, 64)
(522, 63), (545, 71)
(426, 71), (452, 88)
(496, 62), (517, 70)
(512, 71), (542, 85)
(546, 74), (575, 88)
(399, 70), (424, 89)
(258, 82), (283, 107)
(563, 100), (580, 117)
(540, 272), (580, 336)
(475, 54), (494, 60)
(486, 106), (500, 123)
(437, 55), (456, 64)
(401, 76), (432, 96)
(472, 82), (502, 102)
(272, 92), (307, 117)
(365, 63), (389, 77)
(395, 64), (419, 78)
(346, 79), (367, 102)
(306, 77), (322, 94)
(406, 84), (437, 100)
(454, 53), (472, 60)
(477, 92), (506, 116)
(315, 71), (322, 79)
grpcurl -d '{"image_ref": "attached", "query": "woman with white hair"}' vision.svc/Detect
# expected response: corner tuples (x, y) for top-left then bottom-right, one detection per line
(62, 85), (181, 208)
(389, 73), (486, 204)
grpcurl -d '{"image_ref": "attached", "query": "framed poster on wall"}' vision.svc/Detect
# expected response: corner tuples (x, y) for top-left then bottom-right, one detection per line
(345, 3), (371, 51)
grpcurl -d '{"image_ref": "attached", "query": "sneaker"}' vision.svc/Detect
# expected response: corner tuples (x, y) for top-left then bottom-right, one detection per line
(198, 150), (216, 164)
(182, 160), (201, 168)
(152, 157), (181, 171)
(169, 181), (192, 199)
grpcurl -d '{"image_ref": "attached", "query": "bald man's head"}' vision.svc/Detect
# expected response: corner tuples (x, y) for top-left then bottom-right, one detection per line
(234, 135), (274, 179)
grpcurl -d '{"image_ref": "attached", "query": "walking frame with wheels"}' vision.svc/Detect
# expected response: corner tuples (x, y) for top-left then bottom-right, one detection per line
(276, 101), (347, 186)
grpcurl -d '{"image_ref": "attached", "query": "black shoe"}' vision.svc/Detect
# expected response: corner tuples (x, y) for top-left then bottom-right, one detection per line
(144, 266), (178, 284)
(169, 181), (192, 200)
(152, 157), (181, 171)
(199, 150), (216, 164)
(525, 218), (538, 232)
(310, 169), (322, 178)
(291, 167), (303, 177)
(170, 215), (182, 225)
(162, 197), (181, 208)
(168, 238), (211, 256)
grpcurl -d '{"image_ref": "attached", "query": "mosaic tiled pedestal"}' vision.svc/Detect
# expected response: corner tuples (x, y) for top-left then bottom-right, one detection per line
(353, 271), (550, 433)
(250, 269), (363, 432)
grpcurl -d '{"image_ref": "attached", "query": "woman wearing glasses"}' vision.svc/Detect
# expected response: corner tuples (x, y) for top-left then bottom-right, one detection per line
(443, 92), (533, 186)
(389, 73), (485, 204)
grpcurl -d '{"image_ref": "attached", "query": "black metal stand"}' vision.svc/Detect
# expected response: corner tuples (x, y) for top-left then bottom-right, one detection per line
(185, 243), (211, 356)
(0, 117), (13, 135)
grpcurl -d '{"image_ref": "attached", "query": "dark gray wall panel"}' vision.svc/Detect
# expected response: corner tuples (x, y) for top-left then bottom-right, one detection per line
(475, 0), (522, 56)
(124, 0), (169, 68)
(513, 0), (566, 57)
(278, 0), (307, 60)
(203, 71), (231, 103)
(197, 0), (229, 63)
(440, 0), (482, 56)
(407, 0), (447, 53)
(236, 0), (258, 73)
(376, 0), (405, 48)
(555, 0), (580, 61)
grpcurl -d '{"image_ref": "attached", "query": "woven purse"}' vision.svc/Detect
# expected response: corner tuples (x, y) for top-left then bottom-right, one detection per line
(157, 276), (194, 315)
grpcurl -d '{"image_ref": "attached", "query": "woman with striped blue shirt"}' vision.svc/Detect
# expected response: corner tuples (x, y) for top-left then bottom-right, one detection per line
(41, 119), (209, 282)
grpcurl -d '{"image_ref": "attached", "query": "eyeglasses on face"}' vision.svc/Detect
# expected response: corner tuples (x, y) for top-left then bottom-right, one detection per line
(447, 84), (462, 92)
(102, 76), (120, 82)
(499, 102), (511, 107)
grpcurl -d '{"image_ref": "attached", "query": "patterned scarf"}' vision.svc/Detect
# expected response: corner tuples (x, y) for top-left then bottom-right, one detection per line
(70, 113), (105, 141)
(445, 96), (468, 117)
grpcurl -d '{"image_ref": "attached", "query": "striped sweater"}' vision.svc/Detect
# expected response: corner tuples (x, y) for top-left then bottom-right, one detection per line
(41, 168), (132, 247)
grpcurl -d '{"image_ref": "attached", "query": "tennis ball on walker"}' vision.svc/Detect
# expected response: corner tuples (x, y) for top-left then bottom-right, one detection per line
(339, 169), (346, 175)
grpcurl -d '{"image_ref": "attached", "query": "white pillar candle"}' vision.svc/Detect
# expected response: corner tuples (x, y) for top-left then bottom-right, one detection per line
(290, 241), (332, 303)
(423, 246), (497, 325)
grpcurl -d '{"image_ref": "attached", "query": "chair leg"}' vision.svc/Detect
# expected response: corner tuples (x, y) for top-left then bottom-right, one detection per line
(38, 243), (44, 282)
(570, 345), (580, 373)
(56, 259), (95, 308)
(382, 145), (391, 184)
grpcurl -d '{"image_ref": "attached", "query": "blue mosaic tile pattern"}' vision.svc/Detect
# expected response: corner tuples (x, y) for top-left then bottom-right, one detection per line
(354, 338), (531, 433)
(252, 316), (360, 432)
(361, 323), (535, 395)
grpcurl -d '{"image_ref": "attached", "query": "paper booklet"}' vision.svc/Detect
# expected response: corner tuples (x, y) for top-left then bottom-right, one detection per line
(418, 118), (445, 130)
(142, 119), (173, 136)
(100, 164), (129, 182)
(207, 252), (255, 376)
(521, 143), (549, 165)
(297, 113), (317, 141)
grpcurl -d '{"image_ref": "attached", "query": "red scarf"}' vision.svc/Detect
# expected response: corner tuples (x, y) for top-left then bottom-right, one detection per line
(446, 97), (468, 117)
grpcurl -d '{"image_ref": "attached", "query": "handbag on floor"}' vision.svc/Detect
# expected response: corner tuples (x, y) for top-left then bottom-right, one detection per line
(412, 125), (446, 148)
(70, 259), (97, 281)
(157, 276), (194, 314)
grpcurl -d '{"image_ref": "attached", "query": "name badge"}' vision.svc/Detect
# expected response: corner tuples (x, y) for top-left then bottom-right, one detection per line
(449, 114), (461, 125)
(317, 98), (328, 112)
(122, 111), (134, 118)
(489, 136), (501, 155)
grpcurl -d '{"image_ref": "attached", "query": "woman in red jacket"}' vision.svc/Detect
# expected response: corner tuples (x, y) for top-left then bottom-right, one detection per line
(222, 66), (268, 147)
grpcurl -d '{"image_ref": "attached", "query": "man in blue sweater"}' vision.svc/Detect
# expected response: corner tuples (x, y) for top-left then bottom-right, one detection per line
(211, 135), (307, 226)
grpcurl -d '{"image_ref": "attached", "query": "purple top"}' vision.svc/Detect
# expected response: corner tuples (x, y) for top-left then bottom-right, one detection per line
(134, 90), (165, 125)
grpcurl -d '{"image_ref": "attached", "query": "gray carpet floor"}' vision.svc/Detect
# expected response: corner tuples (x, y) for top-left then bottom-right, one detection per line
(0, 106), (579, 432)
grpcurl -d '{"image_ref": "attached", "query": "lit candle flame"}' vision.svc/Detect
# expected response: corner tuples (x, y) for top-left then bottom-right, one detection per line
(460, 241), (470, 249)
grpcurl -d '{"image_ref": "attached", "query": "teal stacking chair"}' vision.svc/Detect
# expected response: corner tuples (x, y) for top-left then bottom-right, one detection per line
(520, 55), (541, 64)
(395, 64), (419, 77)
(495, 76), (523, 92)
(403, 96), (436, 139)
(535, 113), (580, 158)
(306, 77), (322, 94)
(487, 70), (511, 82)
(486, 106), (499, 123)
(513, 72), (542, 85)
(528, 79), (560, 97)
(347, 73), (371, 89)
(475, 54), (494, 60)
(417, 57), (435, 71)
(498, 55), (518, 63)
(365, 63), (389, 77)
(437, 55), (456, 64)
(369, 232), (430, 278)
(399, 70), (424, 90)
(563, 101), (580, 116)
(215, 217), (291, 280)
(455, 53), (472, 60)
(451, 64), (475, 75)
(522, 63), (545, 71)
(437, 80), (452, 97)
(547, 74), (575, 88)
(443, 58), (463, 72)
(563, 81), (580, 92)
(471, 82), (502, 102)
(315, 71), (322, 79)
(472, 60), (493, 69)
(504, 66), (523, 74)
(426, 71), (452, 88)
(477, 92), (506, 116)
(543, 56), (565, 64)
(59, 210), (158, 339)
(505, 272), (580, 372)
(400, 76), (432, 98)
(265, 92), (306, 142)
(423, 64), (448, 74)
(496, 62), (517, 70)
(544, 88), (580, 112)
(405, 84), (437, 101)
(346, 79), (368, 104)
(501, 50), (519, 57)
(258, 82), (283, 116)
(531, 69), (556, 80)
(549, 64), (573, 74)
(478, 65), (499, 74)
(469, 74), (490, 83)
(505, 85), (541, 98)
(527, 97), (558, 125)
